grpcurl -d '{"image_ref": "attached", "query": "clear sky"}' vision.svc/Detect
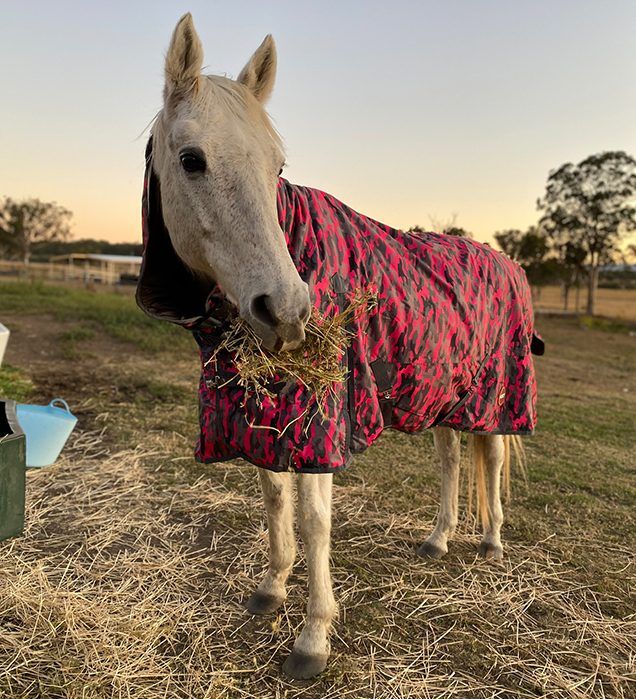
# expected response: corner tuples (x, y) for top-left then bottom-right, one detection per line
(2, 1), (635, 247)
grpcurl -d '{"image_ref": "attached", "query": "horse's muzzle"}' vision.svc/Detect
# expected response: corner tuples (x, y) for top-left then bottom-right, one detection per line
(245, 288), (311, 352)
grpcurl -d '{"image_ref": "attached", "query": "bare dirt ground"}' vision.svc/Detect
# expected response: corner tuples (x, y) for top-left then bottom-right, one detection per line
(1, 310), (199, 436)
(1, 306), (635, 698)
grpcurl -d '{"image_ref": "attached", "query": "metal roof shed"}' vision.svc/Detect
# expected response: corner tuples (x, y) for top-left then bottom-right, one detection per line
(50, 253), (142, 284)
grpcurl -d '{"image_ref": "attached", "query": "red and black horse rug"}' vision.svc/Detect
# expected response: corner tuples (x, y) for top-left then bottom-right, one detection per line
(138, 153), (542, 474)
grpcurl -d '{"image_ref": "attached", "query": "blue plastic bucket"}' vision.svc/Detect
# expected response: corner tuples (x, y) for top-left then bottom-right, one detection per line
(16, 399), (78, 468)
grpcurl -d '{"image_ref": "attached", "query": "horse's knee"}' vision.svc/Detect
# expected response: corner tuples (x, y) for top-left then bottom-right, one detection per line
(266, 484), (285, 509)
(484, 434), (505, 468)
(297, 474), (332, 542)
(298, 505), (331, 541)
(259, 471), (291, 510)
(433, 426), (461, 464)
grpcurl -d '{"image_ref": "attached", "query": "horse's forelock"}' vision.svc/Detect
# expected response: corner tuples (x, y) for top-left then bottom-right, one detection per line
(203, 76), (284, 153)
(155, 74), (284, 157)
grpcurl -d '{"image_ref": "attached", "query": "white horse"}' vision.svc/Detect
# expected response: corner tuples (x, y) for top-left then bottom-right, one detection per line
(148, 14), (522, 680)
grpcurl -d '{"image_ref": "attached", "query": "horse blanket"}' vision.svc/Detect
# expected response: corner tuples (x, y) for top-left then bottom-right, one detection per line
(138, 151), (541, 474)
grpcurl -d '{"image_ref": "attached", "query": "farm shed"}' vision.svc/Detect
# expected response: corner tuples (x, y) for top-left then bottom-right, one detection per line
(49, 253), (142, 285)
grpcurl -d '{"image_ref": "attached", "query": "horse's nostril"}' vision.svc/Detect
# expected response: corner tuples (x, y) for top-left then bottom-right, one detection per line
(251, 295), (278, 330)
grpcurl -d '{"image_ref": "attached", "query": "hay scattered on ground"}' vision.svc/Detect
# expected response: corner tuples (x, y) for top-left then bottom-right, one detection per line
(0, 429), (635, 698)
(206, 289), (377, 407)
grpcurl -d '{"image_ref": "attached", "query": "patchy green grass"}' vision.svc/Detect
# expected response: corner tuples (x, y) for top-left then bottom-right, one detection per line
(59, 326), (97, 358)
(579, 314), (636, 335)
(0, 281), (193, 353)
(0, 364), (34, 402)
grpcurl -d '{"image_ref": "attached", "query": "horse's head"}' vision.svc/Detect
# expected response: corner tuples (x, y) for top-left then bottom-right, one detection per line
(151, 14), (310, 351)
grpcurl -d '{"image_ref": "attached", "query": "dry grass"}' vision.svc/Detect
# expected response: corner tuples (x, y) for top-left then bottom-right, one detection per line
(1, 423), (635, 698)
(207, 289), (377, 410)
(533, 286), (636, 321)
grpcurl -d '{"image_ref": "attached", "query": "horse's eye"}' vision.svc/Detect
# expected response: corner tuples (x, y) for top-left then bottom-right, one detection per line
(180, 151), (206, 173)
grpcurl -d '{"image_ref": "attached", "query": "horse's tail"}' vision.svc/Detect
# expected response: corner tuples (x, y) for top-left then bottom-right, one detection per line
(469, 434), (525, 529)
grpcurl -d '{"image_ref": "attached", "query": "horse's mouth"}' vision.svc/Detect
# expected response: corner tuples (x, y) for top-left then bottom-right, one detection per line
(248, 317), (306, 353)
(243, 291), (310, 353)
(206, 290), (308, 352)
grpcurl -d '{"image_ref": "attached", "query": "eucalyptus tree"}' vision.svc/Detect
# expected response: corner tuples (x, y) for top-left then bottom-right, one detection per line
(553, 240), (587, 311)
(537, 151), (636, 315)
(0, 198), (72, 264)
(494, 227), (553, 298)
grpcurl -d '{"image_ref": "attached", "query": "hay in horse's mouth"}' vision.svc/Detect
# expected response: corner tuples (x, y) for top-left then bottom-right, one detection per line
(206, 288), (377, 407)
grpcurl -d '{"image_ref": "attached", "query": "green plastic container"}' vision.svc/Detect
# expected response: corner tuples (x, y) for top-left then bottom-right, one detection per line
(0, 399), (26, 543)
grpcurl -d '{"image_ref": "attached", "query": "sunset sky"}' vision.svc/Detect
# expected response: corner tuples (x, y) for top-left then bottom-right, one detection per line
(2, 1), (635, 248)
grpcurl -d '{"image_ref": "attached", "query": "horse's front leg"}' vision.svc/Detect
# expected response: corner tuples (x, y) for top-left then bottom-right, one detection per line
(246, 469), (295, 615)
(417, 426), (461, 559)
(282, 472), (335, 680)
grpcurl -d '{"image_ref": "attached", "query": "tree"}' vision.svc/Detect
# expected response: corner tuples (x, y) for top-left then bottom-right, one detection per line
(517, 227), (552, 294)
(0, 198), (72, 264)
(494, 227), (554, 299)
(537, 151), (636, 315)
(494, 229), (525, 260)
(407, 216), (472, 238)
(443, 226), (471, 238)
(553, 240), (587, 311)
(423, 213), (473, 238)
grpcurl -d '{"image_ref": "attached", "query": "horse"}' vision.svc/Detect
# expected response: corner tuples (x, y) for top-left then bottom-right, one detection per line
(137, 14), (541, 680)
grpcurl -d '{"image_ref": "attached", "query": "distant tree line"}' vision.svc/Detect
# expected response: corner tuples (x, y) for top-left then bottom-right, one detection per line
(0, 197), (142, 264)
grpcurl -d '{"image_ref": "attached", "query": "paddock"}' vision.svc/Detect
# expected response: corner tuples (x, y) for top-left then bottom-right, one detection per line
(0, 283), (634, 698)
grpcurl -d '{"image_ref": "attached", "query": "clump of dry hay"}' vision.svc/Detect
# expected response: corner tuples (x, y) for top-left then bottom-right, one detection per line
(1, 425), (635, 698)
(206, 288), (377, 406)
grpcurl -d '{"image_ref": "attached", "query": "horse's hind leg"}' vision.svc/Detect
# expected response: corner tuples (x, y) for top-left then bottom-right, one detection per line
(246, 469), (295, 615)
(283, 472), (335, 680)
(417, 427), (461, 559)
(476, 434), (505, 560)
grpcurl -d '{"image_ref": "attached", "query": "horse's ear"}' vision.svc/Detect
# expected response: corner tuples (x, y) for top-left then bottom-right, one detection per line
(164, 13), (204, 102)
(237, 35), (277, 104)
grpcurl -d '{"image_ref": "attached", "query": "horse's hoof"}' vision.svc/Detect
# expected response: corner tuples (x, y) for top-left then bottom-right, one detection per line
(416, 540), (447, 559)
(245, 591), (284, 615)
(282, 650), (329, 680)
(478, 541), (503, 560)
